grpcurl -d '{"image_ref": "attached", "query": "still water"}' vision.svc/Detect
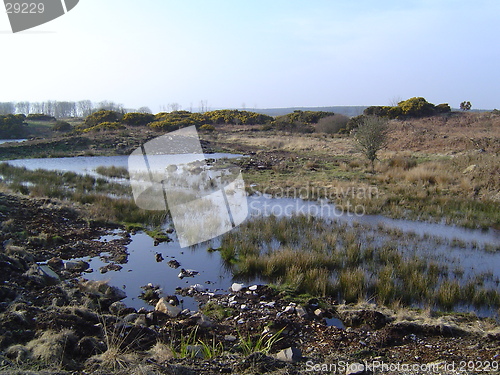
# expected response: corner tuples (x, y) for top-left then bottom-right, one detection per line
(7, 155), (500, 314)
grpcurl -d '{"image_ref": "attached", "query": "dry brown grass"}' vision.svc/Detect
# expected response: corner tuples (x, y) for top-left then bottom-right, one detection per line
(385, 112), (500, 154)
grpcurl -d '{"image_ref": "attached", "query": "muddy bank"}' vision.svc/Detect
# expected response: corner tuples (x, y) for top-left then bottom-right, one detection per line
(0, 193), (499, 374)
(0, 130), (217, 161)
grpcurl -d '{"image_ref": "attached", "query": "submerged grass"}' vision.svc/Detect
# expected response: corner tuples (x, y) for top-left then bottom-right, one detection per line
(220, 215), (500, 312)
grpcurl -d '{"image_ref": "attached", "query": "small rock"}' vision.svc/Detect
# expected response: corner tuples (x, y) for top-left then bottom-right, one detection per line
(191, 313), (213, 328)
(191, 283), (206, 292)
(185, 345), (204, 359)
(463, 164), (477, 174)
(178, 268), (199, 279)
(249, 285), (258, 291)
(134, 315), (147, 326)
(296, 306), (308, 318)
(314, 308), (324, 318)
(240, 304), (248, 310)
(155, 298), (182, 318)
(276, 347), (302, 363)
(224, 335), (237, 342)
(283, 306), (295, 313)
(122, 313), (139, 323)
(167, 260), (180, 268)
(109, 301), (128, 315)
(47, 257), (63, 269)
(231, 283), (244, 292)
(346, 362), (372, 375)
(64, 260), (89, 271)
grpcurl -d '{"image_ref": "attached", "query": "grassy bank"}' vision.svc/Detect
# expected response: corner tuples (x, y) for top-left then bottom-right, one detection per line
(0, 163), (167, 229)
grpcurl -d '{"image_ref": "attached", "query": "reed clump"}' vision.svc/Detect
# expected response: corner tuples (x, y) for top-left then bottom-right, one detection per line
(220, 215), (500, 312)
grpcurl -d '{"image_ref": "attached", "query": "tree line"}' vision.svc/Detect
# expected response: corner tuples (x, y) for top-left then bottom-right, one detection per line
(0, 100), (151, 118)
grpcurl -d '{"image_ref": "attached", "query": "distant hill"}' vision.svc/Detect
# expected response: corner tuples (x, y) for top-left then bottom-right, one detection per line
(247, 106), (368, 117)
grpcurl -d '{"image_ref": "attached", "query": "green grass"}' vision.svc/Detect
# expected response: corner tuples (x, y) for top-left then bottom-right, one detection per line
(236, 327), (284, 356)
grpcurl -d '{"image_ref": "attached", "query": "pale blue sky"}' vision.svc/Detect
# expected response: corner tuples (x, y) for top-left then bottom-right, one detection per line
(1, 0), (499, 112)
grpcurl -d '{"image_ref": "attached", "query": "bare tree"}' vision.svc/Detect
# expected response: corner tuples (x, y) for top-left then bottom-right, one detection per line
(0, 102), (15, 115)
(77, 100), (94, 117)
(137, 106), (152, 114)
(199, 100), (208, 113)
(15, 101), (31, 115)
(167, 103), (181, 112)
(354, 116), (389, 171)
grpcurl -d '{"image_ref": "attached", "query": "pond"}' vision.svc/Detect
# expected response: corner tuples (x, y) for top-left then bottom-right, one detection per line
(6, 153), (242, 177)
(7, 155), (500, 316)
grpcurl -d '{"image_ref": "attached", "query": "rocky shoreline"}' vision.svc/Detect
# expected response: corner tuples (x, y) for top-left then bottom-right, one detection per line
(0, 192), (499, 374)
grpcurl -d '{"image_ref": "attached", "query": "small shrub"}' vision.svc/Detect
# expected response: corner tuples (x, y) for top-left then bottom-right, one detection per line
(84, 110), (121, 128)
(121, 112), (154, 126)
(199, 124), (215, 132)
(315, 114), (349, 134)
(82, 122), (125, 133)
(53, 120), (72, 132)
(388, 156), (417, 170)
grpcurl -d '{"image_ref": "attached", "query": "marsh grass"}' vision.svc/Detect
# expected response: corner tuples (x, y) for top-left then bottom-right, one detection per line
(239, 141), (499, 228)
(236, 327), (284, 356)
(0, 163), (168, 229)
(89, 318), (141, 371)
(220, 215), (500, 311)
(165, 326), (224, 360)
(95, 165), (130, 179)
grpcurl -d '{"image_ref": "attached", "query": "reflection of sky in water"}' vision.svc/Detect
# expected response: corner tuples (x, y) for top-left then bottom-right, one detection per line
(79, 232), (241, 311)
(0, 139), (27, 145)
(7, 155), (499, 314)
(79, 196), (499, 315)
(7, 153), (243, 178)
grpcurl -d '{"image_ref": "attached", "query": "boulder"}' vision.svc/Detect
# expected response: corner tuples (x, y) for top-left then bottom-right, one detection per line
(155, 298), (181, 318)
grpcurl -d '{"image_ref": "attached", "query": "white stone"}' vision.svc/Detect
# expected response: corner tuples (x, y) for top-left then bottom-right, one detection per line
(155, 298), (181, 318)
(230, 283), (244, 292)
